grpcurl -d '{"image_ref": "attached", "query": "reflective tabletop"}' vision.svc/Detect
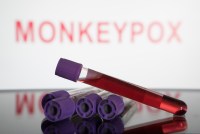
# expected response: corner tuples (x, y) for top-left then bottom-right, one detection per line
(0, 89), (200, 134)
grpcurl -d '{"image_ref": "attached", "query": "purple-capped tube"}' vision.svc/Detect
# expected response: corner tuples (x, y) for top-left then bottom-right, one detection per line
(42, 87), (99, 109)
(44, 97), (76, 122)
(44, 87), (101, 122)
(98, 95), (133, 120)
(42, 90), (70, 109)
(76, 90), (111, 118)
(98, 102), (136, 134)
(55, 58), (187, 115)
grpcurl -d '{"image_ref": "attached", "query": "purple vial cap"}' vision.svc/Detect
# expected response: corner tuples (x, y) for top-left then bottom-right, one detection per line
(42, 90), (70, 109)
(76, 93), (102, 118)
(55, 58), (83, 82)
(98, 117), (124, 134)
(44, 97), (76, 122)
(98, 95), (124, 120)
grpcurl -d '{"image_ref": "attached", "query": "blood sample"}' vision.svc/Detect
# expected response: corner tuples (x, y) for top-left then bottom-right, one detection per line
(55, 58), (187, 115)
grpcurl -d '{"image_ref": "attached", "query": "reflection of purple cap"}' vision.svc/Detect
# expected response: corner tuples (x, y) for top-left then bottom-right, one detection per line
(44, 97), (76, 122)
(41, 118), (75, 134)
(75, 116), (102, 134)
(55, 58), (83, 82)
(98, 117), (124, 134)
(42, 90), (70, 109)
(98, 95), (124, 120)
(41, 118), (53, 132)
(76, 93), (102, 118)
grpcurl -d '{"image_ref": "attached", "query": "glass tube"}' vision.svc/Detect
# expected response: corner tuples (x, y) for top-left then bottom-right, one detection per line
(55, 58), (187, 115)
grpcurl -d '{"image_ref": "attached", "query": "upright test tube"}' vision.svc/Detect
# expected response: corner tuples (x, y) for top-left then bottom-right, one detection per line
(55, 58), (187, 115)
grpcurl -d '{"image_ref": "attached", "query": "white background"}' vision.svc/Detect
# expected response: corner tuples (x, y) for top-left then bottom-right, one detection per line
(0, 0), (200, 90)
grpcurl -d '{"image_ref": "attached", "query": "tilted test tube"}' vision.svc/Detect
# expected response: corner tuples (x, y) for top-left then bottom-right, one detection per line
(55, 58), (187, 115)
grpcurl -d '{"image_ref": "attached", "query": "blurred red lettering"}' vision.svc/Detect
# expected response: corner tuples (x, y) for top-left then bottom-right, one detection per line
(16, 93), (34, 115)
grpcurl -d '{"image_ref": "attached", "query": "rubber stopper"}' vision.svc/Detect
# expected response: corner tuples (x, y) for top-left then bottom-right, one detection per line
(44, 97), (76, 122)
(55, 58), (83, 82)
(76, 93), (102, 118)
(42, 90), (70, 109)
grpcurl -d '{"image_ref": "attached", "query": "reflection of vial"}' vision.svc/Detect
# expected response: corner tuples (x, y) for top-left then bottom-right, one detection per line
(98, 118), (124, 134)
(41, 118), (75, 134)
(55, 58), (187, 115)
(75, 116), (102, 134)
(44, 87), (101, 122)
(124, 116), (187, 134)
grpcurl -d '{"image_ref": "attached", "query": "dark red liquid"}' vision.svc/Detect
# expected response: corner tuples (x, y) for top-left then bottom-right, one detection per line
(81, 69), (187, 115)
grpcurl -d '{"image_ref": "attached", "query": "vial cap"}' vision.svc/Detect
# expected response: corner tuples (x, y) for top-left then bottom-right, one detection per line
(98, 95), (124, 120)
(42, 90), (70, 109)
(55, 58), (83, 82)
(44, 97), (76, 122)
(76, 93), (102, 118)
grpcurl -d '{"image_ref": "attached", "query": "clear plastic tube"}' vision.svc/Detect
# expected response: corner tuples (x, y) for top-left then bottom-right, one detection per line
(69, 87), (101, 101)
(55, 58), (187, 115)
(121, 101), (137, 125)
